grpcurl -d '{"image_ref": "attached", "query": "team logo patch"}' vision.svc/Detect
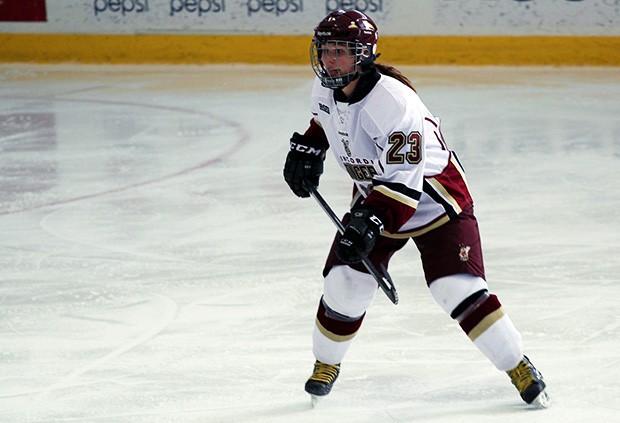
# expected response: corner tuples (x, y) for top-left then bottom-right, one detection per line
(319, 103), (330, 114)
(459, 245), (471, 262)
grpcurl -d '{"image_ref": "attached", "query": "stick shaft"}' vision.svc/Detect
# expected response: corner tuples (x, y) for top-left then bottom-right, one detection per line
(304, 183), (398, 305)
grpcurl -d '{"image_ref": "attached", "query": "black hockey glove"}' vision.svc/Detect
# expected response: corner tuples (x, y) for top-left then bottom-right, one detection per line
(336, 208), (384, 264)
(283, 132), (325, 198)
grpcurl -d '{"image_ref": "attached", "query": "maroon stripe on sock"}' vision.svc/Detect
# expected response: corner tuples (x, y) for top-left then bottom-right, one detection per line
(459, 294), (501, 335)
(317, 301), (365, 336)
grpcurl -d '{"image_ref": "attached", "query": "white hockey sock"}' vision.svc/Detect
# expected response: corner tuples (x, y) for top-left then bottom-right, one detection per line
(429, 274), (523, 371)
(311, 266), (377, 364)
(312, 323), (355, 365)
(471, 314), (523, 371)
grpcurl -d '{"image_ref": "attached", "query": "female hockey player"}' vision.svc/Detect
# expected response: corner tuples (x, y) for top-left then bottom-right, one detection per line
(283, 9), (549, 408)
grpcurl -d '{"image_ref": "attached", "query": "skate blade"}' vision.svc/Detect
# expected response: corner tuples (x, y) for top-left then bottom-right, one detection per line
(531, 389), (551, 409)
(310, 394), (320, 408)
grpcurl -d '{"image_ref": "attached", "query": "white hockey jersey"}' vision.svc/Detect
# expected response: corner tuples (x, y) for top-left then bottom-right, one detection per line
(309, 72), (473, 238)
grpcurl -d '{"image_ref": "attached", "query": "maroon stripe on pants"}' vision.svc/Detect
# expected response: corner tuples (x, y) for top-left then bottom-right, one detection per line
(414, 205), (486, 285)
(322, 205), (485, 287)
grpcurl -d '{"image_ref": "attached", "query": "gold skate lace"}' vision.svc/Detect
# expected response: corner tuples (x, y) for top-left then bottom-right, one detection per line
(507, 359), (536, 393)
(309, 362), (340, 384)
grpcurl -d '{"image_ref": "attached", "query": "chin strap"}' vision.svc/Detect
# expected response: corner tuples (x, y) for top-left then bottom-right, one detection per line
(358, 53), (380, 75)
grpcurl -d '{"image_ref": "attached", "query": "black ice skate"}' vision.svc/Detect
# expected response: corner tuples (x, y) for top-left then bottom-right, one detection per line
(305, 360), (340, 404)
(507, 355), (550, 408)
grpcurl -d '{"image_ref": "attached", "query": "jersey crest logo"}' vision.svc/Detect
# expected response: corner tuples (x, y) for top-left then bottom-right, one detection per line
(459, 245), (471, 262)
(319, 103), (330, 114)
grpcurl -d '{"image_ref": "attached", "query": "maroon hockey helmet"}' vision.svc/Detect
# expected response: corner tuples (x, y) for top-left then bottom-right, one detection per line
(310, 10), (379, 89)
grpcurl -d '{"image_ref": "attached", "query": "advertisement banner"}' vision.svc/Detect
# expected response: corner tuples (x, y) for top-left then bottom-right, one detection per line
(0, 0), (618, 35)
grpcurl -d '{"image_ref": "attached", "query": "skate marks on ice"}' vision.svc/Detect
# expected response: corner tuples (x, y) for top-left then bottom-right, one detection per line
(25, 294), (178, 421)
(0, 91), (249, 217)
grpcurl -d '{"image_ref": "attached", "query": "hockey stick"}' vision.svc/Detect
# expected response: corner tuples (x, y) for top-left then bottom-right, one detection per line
(304, 182), (399, 305)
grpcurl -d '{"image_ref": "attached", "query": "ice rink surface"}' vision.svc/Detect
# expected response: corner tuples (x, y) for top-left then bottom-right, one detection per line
(0, 63), (619, 422)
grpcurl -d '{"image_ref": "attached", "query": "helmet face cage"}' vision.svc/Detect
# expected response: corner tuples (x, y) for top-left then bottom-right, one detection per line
(310, 39), (371, 89)
(310, 10), (378, 90)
